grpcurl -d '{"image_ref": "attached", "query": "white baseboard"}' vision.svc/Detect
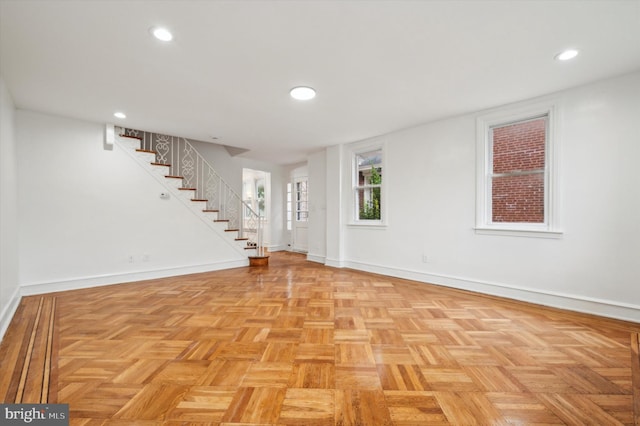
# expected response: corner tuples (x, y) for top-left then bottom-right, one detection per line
(0, 286), (21, 342)
(324, 257), (346, 268)
(341, 260), (640, 323)
(306, 253), (326, 264)
(267, 244), (287, 252)
(20, 259), (249, 296)
(307, 253), (326, 265)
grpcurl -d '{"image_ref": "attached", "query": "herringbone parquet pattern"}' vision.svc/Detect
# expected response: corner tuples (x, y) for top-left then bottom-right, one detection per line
(1, 251), (639, 425)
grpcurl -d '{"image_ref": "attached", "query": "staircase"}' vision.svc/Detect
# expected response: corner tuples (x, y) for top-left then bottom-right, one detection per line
(115, 128), (263, 258)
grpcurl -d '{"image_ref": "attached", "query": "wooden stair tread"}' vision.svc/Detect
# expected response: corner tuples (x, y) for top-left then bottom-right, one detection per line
(235, 238), (249, 241)
(214, 219), (229, 223)
(119, 134), (142, 140)
(151, 162), (171, 167)
(165, 175), (184, 179)
(191, 199), (208, 202)
(135, 149), (156, 154)
(225, 229), (239, 232)
(202, 209), (219, 213)
(178, 187), (196, 191)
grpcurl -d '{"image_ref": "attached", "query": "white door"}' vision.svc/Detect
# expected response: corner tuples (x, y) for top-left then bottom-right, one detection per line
(292, 177), (308, 252)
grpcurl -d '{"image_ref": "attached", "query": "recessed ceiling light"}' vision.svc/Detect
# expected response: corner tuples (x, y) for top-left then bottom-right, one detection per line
(114, 112), (126, 119)
(555, 49), (579, 61)
(290, 86), (316, 101)
(151, 27), (173, 42)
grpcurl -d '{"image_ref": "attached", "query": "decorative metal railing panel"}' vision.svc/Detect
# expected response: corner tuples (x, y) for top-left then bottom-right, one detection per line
(123, 128), (261, 248)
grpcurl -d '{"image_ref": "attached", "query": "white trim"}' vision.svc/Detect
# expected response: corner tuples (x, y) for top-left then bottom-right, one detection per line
(289, 248), (308, 255)
(325, 257), (346, 268)
(347, 223), (387, 230)
(476, 100), (561, 235)
(474, 227), (563, 239)
(19, 259), (249, 296)
(0, 287), (22, 341)
(104, 123), (115, 148)
(306, 253), (326, 264)
(335, 260), (640, 323)
(350, 219), (385, 227)
(267, 244), (287, 252)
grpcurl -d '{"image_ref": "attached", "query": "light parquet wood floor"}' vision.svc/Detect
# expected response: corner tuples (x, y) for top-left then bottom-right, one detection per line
(1, 251), (639, 425)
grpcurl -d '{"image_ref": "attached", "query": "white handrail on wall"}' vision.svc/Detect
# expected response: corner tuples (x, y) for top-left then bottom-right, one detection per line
(122, 128), (263, 253)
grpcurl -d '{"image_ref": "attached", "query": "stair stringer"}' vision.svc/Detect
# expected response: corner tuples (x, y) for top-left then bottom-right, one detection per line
(115, 134), (257, 259)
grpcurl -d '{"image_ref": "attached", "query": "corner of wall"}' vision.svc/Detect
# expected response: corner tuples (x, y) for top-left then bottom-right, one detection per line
(306, 253), (326, 264)
(0, 75), (20, 342)
(0, 284), (20, 342)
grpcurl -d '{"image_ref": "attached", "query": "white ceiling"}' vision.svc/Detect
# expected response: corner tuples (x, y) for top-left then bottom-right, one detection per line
(1, 1), (639, 165)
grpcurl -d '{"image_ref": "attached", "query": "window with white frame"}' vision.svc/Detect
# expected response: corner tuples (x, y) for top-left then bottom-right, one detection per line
(476, 102), (560, 237)
(354, 148), (383, 222)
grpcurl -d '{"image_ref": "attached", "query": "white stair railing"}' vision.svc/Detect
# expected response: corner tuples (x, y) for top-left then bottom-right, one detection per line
(122, 128), (263, 252)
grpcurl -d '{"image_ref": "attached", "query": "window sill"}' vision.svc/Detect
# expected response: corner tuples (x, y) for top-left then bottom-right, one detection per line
(474, 227), (563, 239)
(347, 222), (387, 229)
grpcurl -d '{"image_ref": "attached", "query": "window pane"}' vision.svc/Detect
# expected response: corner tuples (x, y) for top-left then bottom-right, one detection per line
(286, 182), (292, 230)
(294, 179), (308, 222)
(492, 173), (544, 223)
(357, 186), (381, 220)
(357, 150), (382, 167)
(493, 117), (546, 174)
(356, 149), (382, 184)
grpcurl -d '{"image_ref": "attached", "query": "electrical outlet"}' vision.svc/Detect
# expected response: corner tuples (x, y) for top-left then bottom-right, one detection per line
(422, 254), (428, 263)
(128, 255), (134, 263)
(142, 254), (150, 262)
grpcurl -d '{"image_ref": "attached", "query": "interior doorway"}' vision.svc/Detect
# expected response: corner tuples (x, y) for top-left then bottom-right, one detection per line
(242, 168), (270, 248)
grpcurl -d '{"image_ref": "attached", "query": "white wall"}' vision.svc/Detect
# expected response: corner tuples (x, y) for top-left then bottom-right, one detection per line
(0, 77), (20, 338)
(325, 145), (344, 265)
(327, 72), (640, 322)
(17, 111), (249, 294)
(307, 150), (327, 262)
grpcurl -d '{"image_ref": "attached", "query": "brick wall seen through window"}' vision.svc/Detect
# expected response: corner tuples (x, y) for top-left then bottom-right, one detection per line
(491, 117), (546, 223)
